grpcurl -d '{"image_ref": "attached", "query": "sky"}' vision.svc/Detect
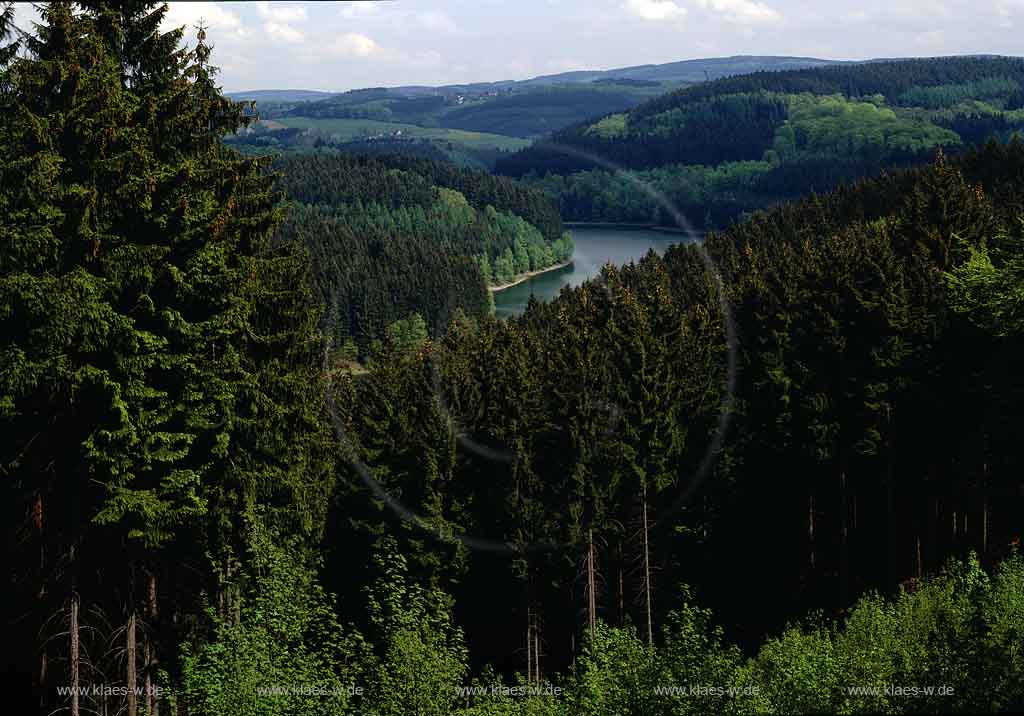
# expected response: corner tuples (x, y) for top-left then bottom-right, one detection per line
(11, 1), (1024, 92)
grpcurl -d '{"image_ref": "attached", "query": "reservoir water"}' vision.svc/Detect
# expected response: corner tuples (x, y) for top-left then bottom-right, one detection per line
(493, 226), (698, 318)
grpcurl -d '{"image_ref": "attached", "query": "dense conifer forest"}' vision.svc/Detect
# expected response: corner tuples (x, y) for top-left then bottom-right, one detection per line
(2, 4), (1023, 715)
(496, 56), (1024, 229)
(268, 153), (571, 355)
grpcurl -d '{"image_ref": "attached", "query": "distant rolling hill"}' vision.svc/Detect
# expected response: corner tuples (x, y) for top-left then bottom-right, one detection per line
(230, 55), (843, 139)
(493, 55), (1024, 229)
(226, 89), (335, 103)
(518, 55), (847, 86)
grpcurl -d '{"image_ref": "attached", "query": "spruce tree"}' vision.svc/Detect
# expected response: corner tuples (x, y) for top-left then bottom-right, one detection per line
(1, 3), (334, 706)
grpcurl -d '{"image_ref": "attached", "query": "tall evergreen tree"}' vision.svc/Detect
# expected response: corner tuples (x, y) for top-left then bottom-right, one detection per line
(1, 3), (334, 708)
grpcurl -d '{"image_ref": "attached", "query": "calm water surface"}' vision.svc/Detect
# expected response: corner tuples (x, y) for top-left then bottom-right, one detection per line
(493, 227), (699, 318)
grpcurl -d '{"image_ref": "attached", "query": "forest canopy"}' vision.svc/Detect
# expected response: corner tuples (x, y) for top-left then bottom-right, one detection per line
(2, 4), (1023, 715)
(268, 152), (571, 356)
(496, 56), (1024, 229)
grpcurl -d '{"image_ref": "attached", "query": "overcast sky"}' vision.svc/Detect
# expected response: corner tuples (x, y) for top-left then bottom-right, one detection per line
(12, 1), (1024, 92)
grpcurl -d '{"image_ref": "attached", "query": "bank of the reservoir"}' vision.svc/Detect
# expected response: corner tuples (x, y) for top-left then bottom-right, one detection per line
(564, 221), (695, 235)
(493, 227), (691, 318)
(489, 260), (574, 293)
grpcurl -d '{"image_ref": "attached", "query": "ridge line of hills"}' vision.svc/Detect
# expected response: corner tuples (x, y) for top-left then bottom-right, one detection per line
(225, 54), (1020, 103)
(228, 54), (847, 102)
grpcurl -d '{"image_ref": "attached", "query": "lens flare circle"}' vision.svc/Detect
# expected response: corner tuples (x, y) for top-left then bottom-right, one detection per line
(325, 142), (738, 554)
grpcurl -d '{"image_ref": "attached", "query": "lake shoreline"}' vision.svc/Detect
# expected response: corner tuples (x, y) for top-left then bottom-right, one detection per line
(564, 221), (696, 235)
(489, 260), (574, 293)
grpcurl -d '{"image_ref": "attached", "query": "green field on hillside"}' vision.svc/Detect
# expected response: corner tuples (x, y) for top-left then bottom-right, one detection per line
(275, 116), (530, 151)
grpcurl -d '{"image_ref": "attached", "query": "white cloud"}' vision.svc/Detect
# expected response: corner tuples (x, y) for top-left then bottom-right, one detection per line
(841, 9), (870, 24)
(265, 22), (304, 44)
(695, 0), (780, 24)
(328, 32), (380, 57)
(255, 2), (306, 44)
(914, 29), (944, 47)
(340, 2), (384, 19)
(998, 0), (1024, 27)
(419, 11), (457, 33)
(257, 2), (307, 22)
(10, 3), (42, 35)
(411, 49), (445, 68)
(163, 2), (245, 39)
(625, 0), (688, 21)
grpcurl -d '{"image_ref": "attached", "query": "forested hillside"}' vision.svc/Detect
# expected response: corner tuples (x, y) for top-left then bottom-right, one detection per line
(244, 56), (840, 140)
(269, 153), (571, 356)
(330, 137), (1024, 683)
(497, 56), (1024, 228)
(3, 4), (1024, 716)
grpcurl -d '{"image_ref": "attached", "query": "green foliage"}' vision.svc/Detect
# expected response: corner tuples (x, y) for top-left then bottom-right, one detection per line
(897, 76), (1022, 109)
(585, 113), (628, 138)
(500, 57), (1024, 229)
(385, 313), (429, 352)
(945, 217), (1024, 336)
(656, 593), (751, 715)
(6, 10), (1024, 714)
(778, 93), (961, 157)
(180, 515), (365, 716)
(1, 5), (338, 712)
(743, 552), (1024, 714)
(269, 152), (568, 352)
(361, 537), (469, 716)
(570, 623), (660, 716)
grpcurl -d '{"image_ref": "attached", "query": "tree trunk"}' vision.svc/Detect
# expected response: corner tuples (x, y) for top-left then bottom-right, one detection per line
(586, 529), (597, 642)
(618, 551), (625, 627)
(982, 461), (989, 556)
(921, 536), (929, 581)
(35, 491), (47, 698)
(808, 493), (816, 570)
(642, 485), (653, 648)
(71, 593), (80, 716)
(127, 612), (137, 716)
(534, 615), (541, 684)
(526, 602), (532, 684)
(839, 468), (849, 609)
(146, 572), (159, 716)
(886, 434), (896, 588)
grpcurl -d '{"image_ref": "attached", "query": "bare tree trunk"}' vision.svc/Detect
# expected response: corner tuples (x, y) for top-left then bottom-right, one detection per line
(144, 641), (152, 716)
(921, 536), (929, 581)
(586, 529), (597, 642)
(127, 612), (137, 716)
(569, 582), (576, 666)
(808, 494), (816, 570)
(35, 491), (47, 699)
(618, 552), (625, 627)
(146, 573), (159, 716)
(526, 599), (532, 685)
(533, 615), (541, 684)
(71, 593), (80, 716)
(839, 469), (849, 609)
(982, 461), (989, 556)
(642, 485), (653, 648)
(886, 432), (896, 588)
